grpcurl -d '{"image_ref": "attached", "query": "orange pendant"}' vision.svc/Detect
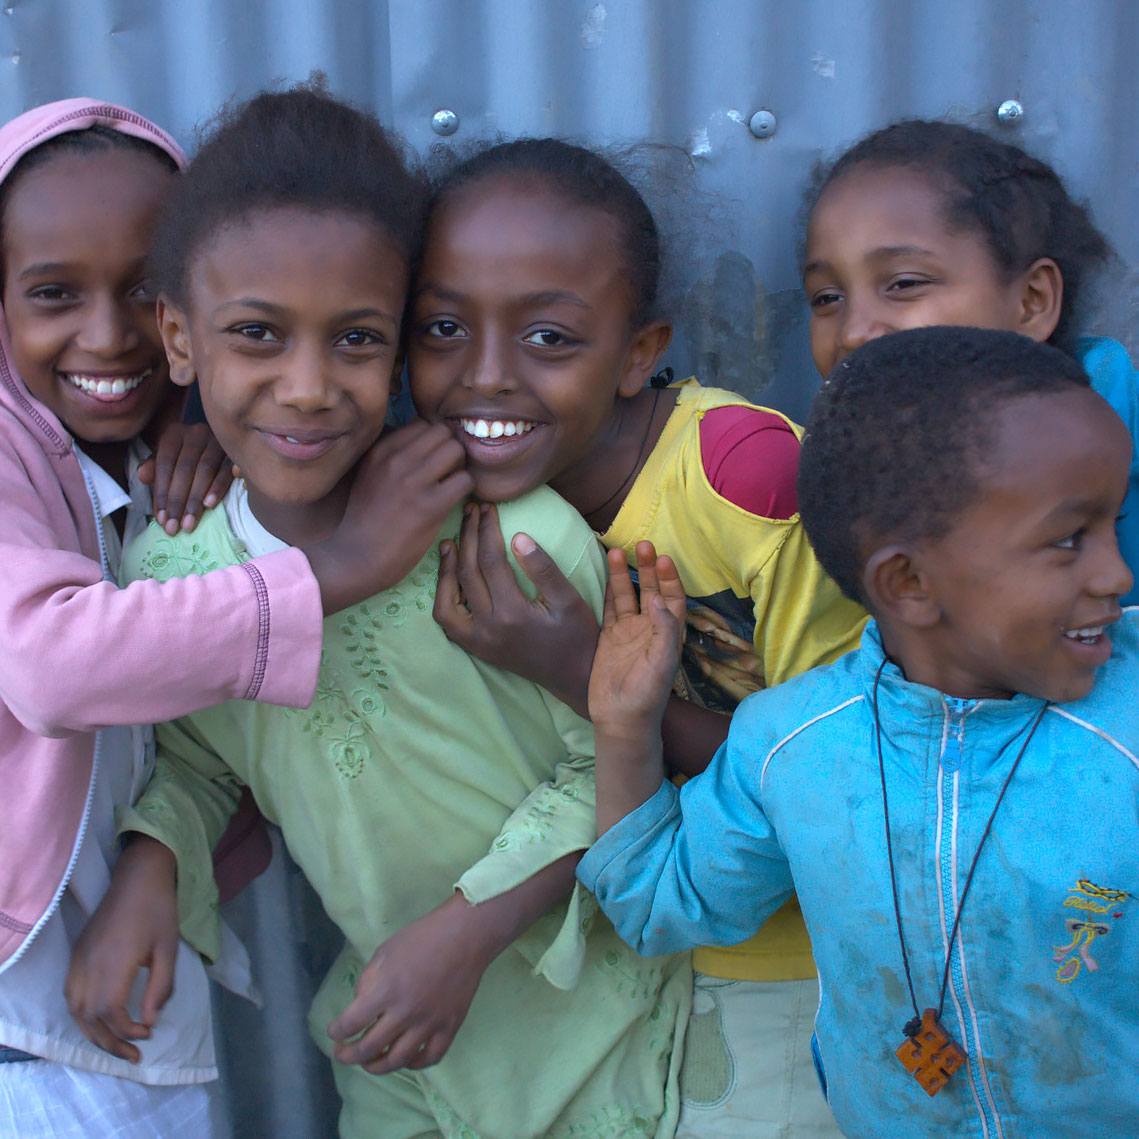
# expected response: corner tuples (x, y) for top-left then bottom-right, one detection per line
(895, 1009), (967, 1096)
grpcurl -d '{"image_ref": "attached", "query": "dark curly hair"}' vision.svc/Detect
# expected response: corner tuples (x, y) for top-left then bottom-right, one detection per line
(797, 325), (1092, 605)
(426, 137), (661, 328)
(151, 84), (427, 305)
(806, 120), (1112, 353)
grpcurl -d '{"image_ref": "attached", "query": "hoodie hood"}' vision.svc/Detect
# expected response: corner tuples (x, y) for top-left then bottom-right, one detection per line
(0, 98), (185, 455)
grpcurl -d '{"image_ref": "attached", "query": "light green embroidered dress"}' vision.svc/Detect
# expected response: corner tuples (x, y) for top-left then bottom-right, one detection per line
(119, 483), (691, 1139)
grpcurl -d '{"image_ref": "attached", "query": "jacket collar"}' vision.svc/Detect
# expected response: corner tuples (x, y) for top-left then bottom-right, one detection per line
(857, 620), (1050, 773)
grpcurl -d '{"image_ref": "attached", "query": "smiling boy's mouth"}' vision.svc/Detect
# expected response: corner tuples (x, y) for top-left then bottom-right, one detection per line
(60, 368), (153, 402)
(1063, 624), (1107, 645)
(1058, 614), (1121, 674)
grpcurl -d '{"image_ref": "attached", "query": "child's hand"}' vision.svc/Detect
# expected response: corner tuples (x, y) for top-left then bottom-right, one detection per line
(434, 502), (598, 717)
(589, 541), (687, 735)
(139, 421), (232, 535)
(327, 893), (493, 1075)
(305, 421), (474, 616)
(64, 836), (180, 1063)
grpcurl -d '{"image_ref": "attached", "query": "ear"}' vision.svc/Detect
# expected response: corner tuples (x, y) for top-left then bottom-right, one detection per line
(616, 319), (674, 398)
(863, 544), (941, 630)
(389, 354), (406, 398)
(156, 296), (196, 388)
(1013, 257), (1063, 343)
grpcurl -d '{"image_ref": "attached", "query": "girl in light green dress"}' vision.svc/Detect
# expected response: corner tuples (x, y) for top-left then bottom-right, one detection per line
(70, 87), (690, 1139)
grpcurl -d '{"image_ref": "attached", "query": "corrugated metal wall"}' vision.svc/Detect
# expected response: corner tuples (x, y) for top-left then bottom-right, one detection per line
(1, 0), (1134, 420)
(3, 2), (1133, 1134)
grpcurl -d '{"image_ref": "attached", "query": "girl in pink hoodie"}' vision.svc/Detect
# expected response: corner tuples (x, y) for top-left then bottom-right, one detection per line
(0, 99), (471, 1138)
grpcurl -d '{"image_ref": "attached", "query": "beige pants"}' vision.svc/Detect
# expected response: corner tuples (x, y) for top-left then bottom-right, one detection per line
(677, 975), (842, 1138)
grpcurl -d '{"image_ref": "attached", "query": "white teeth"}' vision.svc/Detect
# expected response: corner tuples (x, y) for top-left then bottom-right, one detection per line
(64, 369), (150, 396)
(1064, 625), (1106, 644)
(459, 417), (536, 440)
(286, 436), (300, 444)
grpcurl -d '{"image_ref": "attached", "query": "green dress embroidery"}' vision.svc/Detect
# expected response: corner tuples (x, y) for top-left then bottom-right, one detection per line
(120, 486), (692, 1139)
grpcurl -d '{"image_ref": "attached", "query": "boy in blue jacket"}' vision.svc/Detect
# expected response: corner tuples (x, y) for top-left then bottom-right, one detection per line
(579, 325), (1139, 1138)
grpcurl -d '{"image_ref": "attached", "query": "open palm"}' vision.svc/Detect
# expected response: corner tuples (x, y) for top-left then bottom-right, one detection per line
(588, 542), (687, 729)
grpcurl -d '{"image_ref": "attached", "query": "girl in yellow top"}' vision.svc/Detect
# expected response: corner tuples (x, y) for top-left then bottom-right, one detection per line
(409, 138), (865, 1137)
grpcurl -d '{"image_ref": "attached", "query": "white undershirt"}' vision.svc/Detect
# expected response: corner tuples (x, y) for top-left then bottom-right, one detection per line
(225, 478), (288, 558)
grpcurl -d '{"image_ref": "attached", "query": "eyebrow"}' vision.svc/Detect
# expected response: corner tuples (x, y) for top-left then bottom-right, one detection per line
(415, 283), (592, 311)
(213, 298), (398, 325)
(17, 262), (75, 280)
(1038, 497), (1098, 523)
(521, 290), (592, 311)
(802, 245), (938, 277)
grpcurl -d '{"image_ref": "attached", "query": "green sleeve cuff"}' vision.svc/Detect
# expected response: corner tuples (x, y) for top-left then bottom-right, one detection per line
(117, 792), (223, 964)
(455, 769), (598, 989)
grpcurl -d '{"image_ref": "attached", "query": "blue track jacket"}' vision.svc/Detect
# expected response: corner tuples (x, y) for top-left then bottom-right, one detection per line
(580, 617), (1139, 1137)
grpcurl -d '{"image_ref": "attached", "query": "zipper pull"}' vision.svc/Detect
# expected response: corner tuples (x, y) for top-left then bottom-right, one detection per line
(942, 698), (968, 772)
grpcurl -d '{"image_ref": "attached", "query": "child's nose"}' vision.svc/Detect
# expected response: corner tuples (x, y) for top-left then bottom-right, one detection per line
(463, 336), (517, 398)
(837, 298), (892, 358)
(75, 295), (139, 358)
(1092, 533), (1133, 601)
(276, 346), (336, 412)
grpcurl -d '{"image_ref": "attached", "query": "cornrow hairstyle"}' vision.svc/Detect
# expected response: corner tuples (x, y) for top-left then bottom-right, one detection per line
(151, 84), (427, 305)
(806, 120), (1112, 352)
(427, 138), (662, 328)
(797, 325), (1092, 605)
(0, 125), (178, 250)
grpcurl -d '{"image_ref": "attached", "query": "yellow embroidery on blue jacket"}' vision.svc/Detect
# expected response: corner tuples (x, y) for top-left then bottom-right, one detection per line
(1053, 879), (1131, 983)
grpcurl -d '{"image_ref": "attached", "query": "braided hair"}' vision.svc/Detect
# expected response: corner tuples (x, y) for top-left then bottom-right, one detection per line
(806, 121), (1111, 352)
(427, 138), (662, 329)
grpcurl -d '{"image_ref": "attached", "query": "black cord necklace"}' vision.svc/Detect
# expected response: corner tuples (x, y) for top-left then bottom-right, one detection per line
(582, 383), (664, 526)
(872, 657), (1049, 1096)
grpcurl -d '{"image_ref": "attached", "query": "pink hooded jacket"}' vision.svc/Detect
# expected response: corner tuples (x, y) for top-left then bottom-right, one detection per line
(0, 99), (322, 971)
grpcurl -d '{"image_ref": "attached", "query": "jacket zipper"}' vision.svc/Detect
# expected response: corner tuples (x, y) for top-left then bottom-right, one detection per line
(938, 697), (1002, 1137)
(4, 464), (110, 970)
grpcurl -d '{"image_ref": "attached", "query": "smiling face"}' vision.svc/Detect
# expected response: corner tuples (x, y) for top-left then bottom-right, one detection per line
(160, 207), (407, 539)
(1, 147), (174, 443)
(804, 164), (1045, 377)
(898, 387), (1132, 703)
(407, 177), (657, 503)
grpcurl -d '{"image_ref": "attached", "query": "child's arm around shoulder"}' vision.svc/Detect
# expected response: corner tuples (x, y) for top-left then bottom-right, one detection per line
(0, 418), (472, 736)
(0, 437), (321, 736)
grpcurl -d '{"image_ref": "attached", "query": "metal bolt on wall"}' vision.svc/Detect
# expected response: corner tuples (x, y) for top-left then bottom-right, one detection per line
(996, 99), (1024, 125)
(748, 109), (777, 138)
(431, 108), (459, 136)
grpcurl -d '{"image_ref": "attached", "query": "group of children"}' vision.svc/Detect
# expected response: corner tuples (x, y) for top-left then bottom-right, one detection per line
(0, 78), (1134, 1139)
